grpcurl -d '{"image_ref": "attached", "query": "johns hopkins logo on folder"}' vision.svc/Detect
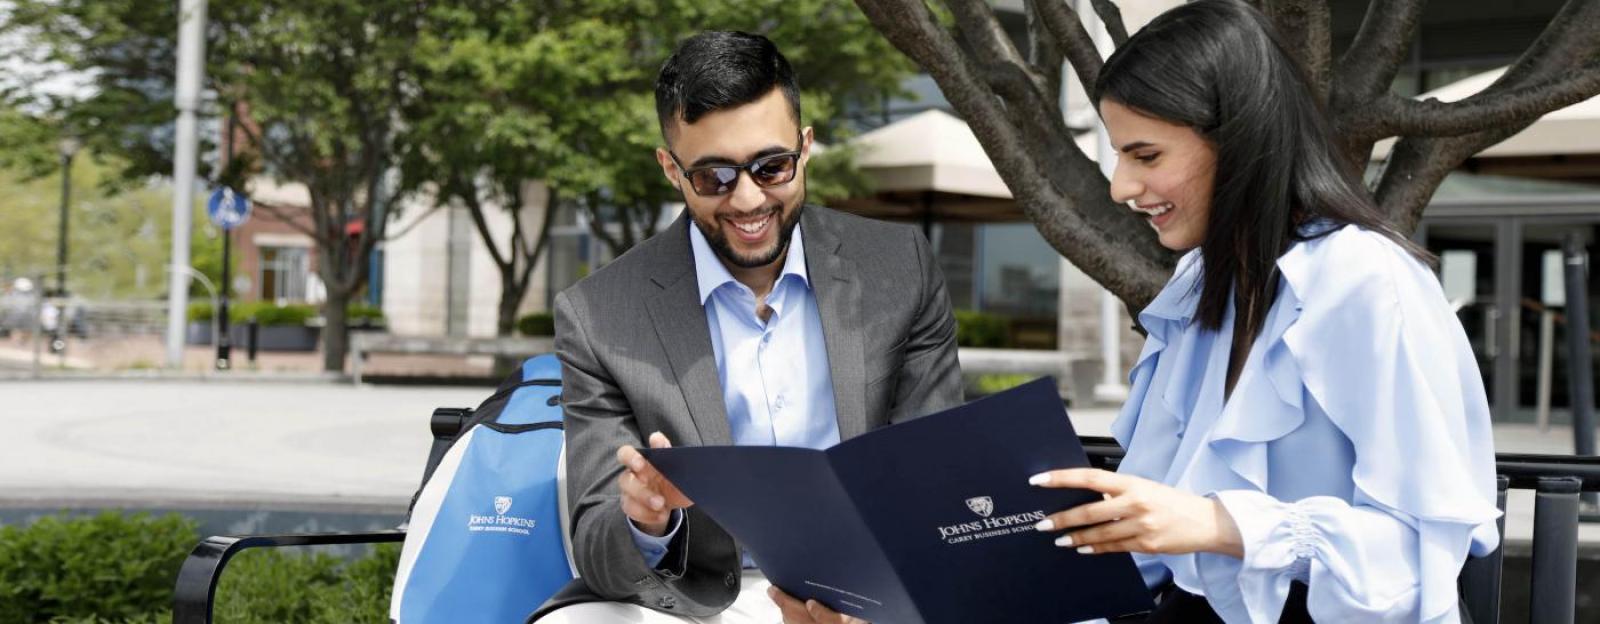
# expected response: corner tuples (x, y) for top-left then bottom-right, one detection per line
(468, 495), (538, 535)
(938, 497), (1046, 545)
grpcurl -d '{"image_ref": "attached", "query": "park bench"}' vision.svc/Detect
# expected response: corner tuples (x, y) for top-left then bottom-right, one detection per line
(347, 333), (554, 384)
(174, 404), (1600, 623)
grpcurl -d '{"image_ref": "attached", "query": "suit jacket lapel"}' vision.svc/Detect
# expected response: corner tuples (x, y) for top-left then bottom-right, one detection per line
(645, 215), (733, 447)
(804, 208), (868, 441)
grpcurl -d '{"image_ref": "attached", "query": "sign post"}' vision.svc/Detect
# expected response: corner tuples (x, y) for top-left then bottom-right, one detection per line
(207, 186), (251, 370)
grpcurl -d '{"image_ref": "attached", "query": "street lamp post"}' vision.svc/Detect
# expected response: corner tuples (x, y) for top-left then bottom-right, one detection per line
(56, 137), (81, 298)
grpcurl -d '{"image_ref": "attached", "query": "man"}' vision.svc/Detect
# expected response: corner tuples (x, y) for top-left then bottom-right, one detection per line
(539, 31), (962, 623)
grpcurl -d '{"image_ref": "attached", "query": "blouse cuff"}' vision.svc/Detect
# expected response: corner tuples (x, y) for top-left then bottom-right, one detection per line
(1213, 489), (1312, 582)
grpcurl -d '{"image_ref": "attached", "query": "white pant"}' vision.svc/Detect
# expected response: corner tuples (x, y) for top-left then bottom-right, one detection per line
(538, 570), (783, 624)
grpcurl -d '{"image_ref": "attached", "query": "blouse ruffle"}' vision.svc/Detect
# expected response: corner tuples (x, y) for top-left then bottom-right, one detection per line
(1111, 225), (1501, 623)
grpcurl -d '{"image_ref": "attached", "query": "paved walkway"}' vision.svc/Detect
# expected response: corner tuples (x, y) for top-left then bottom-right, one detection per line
(1, 379), (489, 512)
(2, 378), (1595, 548)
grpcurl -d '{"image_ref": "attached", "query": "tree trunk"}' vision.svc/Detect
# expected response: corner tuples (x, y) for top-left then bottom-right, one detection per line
(491, 272), (527, 376)
(321, 286), (351, 373)
(496, 280), (522, 337)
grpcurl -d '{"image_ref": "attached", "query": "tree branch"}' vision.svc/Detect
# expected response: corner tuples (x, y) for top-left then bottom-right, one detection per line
(1033, 0), (1105, 91)
(518, 186), (557, 293)
(1498, 0), (1600, 87)
(854, 0), (1173, 309)
(580, 194), (622, 253)
(1374, 0), (1600, 229)
(1369, 65), (1600, 139)
(1260, 0), (1332, 102)
(1333, 0), (1426, 101)
(384, 202), (444, 240)
(941, 0), (1049, 97)
(1025, 1), (1064, 104)
(461, 181), (512, 272)
(252, 199), (319, 239)
(1088, 0), (1128, 47)
(982, 59), (1074, 147)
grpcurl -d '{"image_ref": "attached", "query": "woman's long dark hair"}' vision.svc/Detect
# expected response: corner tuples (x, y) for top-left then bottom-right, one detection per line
(1092, 0), (1431, 337)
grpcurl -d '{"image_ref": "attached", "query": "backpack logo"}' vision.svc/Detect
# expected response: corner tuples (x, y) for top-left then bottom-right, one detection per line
(966, 496), (994, 518)
(469, 496), (537, 535)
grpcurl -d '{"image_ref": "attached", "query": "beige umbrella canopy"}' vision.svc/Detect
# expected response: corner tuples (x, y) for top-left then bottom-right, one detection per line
(835, 109), (1023, 226)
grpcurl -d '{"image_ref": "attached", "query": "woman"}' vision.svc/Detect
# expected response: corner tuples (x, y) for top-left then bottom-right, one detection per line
(1028, 2), (1501, 622)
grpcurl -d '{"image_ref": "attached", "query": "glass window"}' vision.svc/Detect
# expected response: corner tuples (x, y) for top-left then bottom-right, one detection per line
(258, 245), (309, 304)
(977, 223), (1060, 317)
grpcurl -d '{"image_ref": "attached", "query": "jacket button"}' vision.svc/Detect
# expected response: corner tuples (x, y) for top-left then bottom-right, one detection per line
(724, 572), (738, 588)
(657, 595), (677, 609)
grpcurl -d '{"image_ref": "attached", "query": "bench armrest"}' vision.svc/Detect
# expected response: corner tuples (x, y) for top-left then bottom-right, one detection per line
(172, 529), (406, 624)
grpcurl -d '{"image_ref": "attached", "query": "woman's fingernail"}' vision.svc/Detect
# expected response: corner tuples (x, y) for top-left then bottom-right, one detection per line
(1055, 534), (1073, 547)
(1077, 545), (1095, 555)
(1034, 518), (1054, 531)
(1028, 472), (1051, 486)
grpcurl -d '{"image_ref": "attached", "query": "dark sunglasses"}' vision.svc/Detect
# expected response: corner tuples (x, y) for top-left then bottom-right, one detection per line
(667, 146), (802, 197)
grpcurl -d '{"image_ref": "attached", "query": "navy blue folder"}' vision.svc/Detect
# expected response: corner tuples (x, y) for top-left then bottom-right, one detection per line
(642, 377), (1155, 624)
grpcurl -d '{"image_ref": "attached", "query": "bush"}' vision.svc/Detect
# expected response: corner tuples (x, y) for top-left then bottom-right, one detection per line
(517, 312), (555, 337)
(346, 303), (385, 324)
(972, 373), (1033, 396)
(187, 302), (214, 322)
(954, 310), (1010, 348)
(230, 302), (317, 327)
(0, 512), (399, 623)
(195, 302), (382, 326)
(212, 543), (398, 624)
(0, 512), (197, 623)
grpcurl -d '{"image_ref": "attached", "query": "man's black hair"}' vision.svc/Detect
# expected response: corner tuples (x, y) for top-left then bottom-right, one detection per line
(655, 31), (801, 142)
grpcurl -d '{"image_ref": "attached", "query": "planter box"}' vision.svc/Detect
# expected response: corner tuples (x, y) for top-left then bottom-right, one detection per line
(186, 321), (214, 346)
(240, 325), (321, 352)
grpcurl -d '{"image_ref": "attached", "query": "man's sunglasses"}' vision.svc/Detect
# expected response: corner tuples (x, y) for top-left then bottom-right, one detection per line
(667, 147), (802, 197)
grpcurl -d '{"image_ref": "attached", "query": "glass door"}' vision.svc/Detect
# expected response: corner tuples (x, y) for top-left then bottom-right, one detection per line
(1515, 220), (1600, 425)
(1421, 220), (1518, 421)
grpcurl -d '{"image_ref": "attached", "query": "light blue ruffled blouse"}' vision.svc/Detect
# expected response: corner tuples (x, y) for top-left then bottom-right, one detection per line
(1112, 224), (1502, 623)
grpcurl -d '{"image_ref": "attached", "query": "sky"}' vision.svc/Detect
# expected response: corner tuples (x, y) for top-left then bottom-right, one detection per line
(0, 0), (97, 108)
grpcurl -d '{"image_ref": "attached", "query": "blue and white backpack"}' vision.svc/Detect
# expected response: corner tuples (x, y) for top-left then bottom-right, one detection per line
(389, 354), (576, 623)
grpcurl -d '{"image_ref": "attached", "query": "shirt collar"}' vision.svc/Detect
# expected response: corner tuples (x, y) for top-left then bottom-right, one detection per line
(689, 218), (810, 305)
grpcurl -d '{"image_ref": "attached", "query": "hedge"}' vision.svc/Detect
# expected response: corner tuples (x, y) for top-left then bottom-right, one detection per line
(0, 512), (397, 624)
(954, 310), (1010, 348)
(517, 312), (555, 337)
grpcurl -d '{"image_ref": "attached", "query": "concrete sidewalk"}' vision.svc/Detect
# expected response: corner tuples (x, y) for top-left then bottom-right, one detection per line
(2, 378), (1595, 549)
(1, 378), (489, 513)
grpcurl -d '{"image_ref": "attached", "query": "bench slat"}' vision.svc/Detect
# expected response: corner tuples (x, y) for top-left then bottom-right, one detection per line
(1530, 476), (1582, 624)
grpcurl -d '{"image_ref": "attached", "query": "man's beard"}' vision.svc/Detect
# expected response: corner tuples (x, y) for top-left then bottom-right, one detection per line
(695, 194), (805, 269)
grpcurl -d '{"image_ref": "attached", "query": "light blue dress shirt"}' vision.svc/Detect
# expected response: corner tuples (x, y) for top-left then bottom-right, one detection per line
(630, 220), (840, 568)
(1112, 224), (1501, 623)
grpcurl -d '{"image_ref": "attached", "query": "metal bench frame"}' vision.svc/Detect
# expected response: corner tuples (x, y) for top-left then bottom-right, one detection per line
(174, 411), (1600, 623)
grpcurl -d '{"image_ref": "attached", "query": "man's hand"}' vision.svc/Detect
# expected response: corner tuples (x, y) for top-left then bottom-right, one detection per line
(768, 587), (868, 624)
(615, 432), (693, 536)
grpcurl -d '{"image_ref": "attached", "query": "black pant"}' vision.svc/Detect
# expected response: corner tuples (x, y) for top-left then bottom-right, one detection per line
(1112, 582), (1312, 623)
(1115, 582), (1476, 624)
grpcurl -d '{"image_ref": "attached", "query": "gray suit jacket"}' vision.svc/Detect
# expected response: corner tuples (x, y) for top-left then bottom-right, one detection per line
(552, 205), (963, 617)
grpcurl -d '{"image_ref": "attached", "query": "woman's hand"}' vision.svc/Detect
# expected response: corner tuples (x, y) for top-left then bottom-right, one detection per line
(1029, 468), (1244, 558)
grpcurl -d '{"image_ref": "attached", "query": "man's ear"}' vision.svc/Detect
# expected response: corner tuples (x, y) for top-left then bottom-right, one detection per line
(799, 126), (815, 168)
(655, 147), (681, 192)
